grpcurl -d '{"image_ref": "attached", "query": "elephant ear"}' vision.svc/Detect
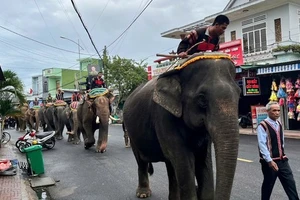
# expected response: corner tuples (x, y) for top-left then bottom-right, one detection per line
(153, 71), (182, 117)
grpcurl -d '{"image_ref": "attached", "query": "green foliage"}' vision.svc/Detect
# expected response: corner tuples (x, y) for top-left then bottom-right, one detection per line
(0, 99), (21, 118)
(102, 47), (148, 107)
(272, 44), (300, 53)
(0, 70), (26, 119)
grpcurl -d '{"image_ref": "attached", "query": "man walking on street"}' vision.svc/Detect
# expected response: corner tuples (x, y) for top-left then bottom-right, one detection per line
(257, 101), (299, 200)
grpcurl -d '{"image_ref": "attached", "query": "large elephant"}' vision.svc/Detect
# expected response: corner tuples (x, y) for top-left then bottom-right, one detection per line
(63, 103), (80, 144)
(53, 102), (67, 140)
(123, 53), (241, 200)
(25, 108), (40, 132)
(77, 95), (111, 152)
(38, 106), (47, 132)
(16, 103), (29, 132)
(43, 104), (56, 131)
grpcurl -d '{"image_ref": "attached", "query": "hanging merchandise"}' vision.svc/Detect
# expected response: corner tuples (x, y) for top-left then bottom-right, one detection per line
(295, 77), (300, 89)
(288, 107), (295, 119)
(277, 87), (287, 98)
(279, 98), (285, 106)
(271, 79), (278, 91)
(286, 79), (294, 93)
(279, 78), (286, 89)
(295, 89), (300, 98)
(296, 100), (300, 113)
(269, 90), (278, 102)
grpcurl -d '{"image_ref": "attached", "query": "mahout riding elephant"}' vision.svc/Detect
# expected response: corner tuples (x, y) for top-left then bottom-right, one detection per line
(63, 102), (80, 144)
(123, 53), (241, 200)
(77, 90), (113, 152)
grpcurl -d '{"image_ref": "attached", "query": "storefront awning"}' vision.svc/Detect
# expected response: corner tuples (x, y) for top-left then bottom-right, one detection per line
(257, 63), (300, 75)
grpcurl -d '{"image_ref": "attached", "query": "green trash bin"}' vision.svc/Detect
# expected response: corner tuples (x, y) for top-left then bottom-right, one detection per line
(24, 145), (44, 175)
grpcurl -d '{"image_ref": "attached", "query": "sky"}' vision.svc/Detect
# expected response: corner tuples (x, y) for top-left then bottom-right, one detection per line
(0, 0), (228, 93)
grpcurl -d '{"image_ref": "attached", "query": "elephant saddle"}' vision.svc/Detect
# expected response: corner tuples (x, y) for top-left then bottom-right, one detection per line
(70, 101), (79, 110)
(54, 100), (67, 106)
(45, 103), (53, 107)
(88, 88), (109, 99)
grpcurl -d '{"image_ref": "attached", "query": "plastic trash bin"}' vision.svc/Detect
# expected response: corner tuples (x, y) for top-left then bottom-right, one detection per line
(24, 145), (44, 175)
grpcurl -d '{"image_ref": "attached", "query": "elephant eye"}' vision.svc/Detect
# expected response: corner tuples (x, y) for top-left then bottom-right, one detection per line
(197, 94), (208, 108)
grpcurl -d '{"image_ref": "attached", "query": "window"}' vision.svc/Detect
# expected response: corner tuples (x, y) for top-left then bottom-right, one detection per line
(231, 31), (236, 41)
(274, 18), (282, 42)
(242, 22), (267, 54)
(219, 34), (225, 44)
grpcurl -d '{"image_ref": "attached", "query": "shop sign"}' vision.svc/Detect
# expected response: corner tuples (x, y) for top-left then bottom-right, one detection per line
(243, 77), (260, 96)
(219, 39), (244, 66)
(250, 105), (267, 129)
(257, 63), (300, 75)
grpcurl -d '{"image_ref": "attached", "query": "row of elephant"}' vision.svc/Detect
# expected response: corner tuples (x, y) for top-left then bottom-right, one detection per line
(15, 94), (113, 152)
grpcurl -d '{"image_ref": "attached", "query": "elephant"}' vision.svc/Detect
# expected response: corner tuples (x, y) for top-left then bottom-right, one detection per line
(77, 94), (111, 153)
(16, 103), (29, 132)
(63, 103), (80, 144)
(123, 53), (241, 200)
(25, 108), (40, 132)
(43, 104), (56, 131)
(38, 106), (48, 132)
(53, 102), (67, 140)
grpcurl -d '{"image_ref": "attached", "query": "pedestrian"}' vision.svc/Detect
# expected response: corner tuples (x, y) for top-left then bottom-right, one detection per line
(177, 14), (230, 57)
(257, 101), (299, 200)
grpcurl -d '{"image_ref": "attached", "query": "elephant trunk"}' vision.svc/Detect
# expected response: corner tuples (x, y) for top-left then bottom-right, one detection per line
(213, 126), (239, 200)
(207, 100), (239, 200)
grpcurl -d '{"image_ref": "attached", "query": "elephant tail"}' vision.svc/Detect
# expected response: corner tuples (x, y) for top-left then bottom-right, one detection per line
(148, 163), (154, 176)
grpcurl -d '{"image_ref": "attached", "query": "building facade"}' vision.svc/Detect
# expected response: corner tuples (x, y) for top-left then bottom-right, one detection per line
(160, 0), (300, 130)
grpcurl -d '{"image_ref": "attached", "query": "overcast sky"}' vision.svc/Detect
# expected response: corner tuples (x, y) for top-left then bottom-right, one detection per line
(0, 0), (228, 93)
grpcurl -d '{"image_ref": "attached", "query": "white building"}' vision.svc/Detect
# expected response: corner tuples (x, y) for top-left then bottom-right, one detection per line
(160, 0), (300, 130)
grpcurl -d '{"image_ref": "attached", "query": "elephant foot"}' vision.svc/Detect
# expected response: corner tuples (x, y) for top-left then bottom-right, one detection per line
(136, 187), (151, 198)
(84, 142), (94, 149)
(56, 135), (63, 140)
(67, 135), (72, 142)
(96, 141), (107, 153)
(72, 139), (81, 145)
(125, 144), (131, 148)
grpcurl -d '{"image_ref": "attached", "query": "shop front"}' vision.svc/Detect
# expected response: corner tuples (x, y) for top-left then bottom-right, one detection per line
(256, 62), (300, 130)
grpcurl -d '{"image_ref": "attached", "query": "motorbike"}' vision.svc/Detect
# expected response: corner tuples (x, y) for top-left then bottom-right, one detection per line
(16, 129), (56, 153)
(239, 112), (252, 128)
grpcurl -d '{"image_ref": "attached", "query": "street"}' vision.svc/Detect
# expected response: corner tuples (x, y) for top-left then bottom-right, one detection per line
(9, 125), (300, 200)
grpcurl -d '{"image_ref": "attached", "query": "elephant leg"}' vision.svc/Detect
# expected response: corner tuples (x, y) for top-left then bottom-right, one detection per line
(124, 131), (130, 148)
(165, 161), (180, 200)
(83, 124), (95, 149)
(133, 147), (151, 198)
(72, 130), (81, 145)
(96, 118), (108, 153)
(195, 142), (214, 199)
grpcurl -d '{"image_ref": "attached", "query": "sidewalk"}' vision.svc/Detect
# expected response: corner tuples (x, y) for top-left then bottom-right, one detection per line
(0, 142), (38, 200)
(239, 128), (300, 139)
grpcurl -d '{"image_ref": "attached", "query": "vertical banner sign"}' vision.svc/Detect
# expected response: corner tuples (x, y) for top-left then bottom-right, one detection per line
(250, 105), (264, 129)
(219, 39), (244, 66)
(243, 77), (261, 96)
(147, 66), (152, 80)
(256, 106), (268, 127)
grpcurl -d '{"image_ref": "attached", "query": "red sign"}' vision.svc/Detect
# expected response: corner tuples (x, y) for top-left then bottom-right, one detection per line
(219, 39), (244, 66)
(147, 66), (152, 80)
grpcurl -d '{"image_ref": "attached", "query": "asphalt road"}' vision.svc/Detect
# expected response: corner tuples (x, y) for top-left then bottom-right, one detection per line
(9, 125), (300, 200)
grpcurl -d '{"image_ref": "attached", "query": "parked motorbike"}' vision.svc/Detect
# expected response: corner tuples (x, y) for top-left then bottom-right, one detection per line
(16, 129), (56, 153)
(239, 112), (252, 128)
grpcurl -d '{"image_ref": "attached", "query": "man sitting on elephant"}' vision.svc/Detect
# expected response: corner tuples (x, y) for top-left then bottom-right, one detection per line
(56, 88), (64, 101)
(177, 14), (230, 57)
(71, 91), (81, 103)
(91, 72), (106, 89)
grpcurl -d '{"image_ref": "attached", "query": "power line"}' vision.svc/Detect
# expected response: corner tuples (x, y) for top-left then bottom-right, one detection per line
(0, 25), (92, 55)
(106, 0), (154, 49)
(70, 0), (102, 60)
(90, 0), (111, 32)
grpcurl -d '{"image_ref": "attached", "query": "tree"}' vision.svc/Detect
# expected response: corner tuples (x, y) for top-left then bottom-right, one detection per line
(0, 70), (26, 104)
(102, 47), (148, 109)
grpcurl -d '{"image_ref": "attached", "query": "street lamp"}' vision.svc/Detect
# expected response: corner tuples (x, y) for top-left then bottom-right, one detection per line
(60, 36), (84, 89)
